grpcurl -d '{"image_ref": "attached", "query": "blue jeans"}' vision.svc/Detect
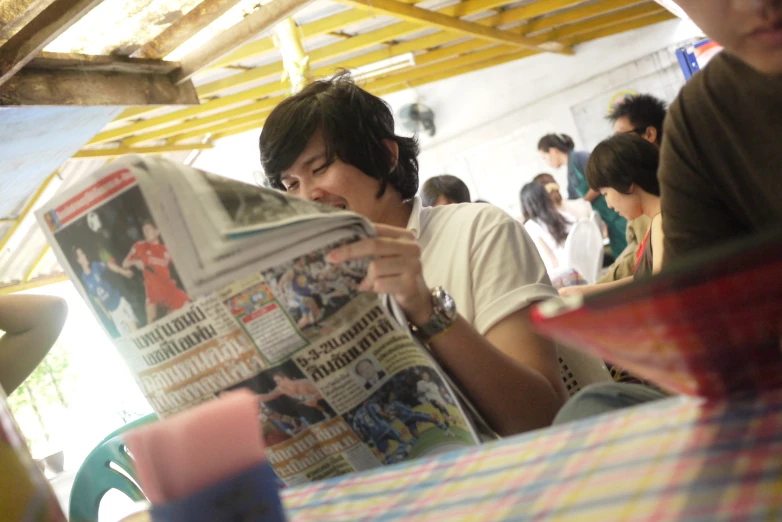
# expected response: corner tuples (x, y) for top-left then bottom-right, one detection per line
(553, 382), (667, 425)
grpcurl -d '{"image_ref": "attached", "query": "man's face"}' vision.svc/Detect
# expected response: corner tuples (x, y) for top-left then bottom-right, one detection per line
(279, 132), (392, 223)
(356, 361), (377, 380)
(677, 0), (782, 75)
(142, 223), (159, 242)
(433, 194), (453, 207)
(612, 116), (658, 146)
(539, 149), (564, 169)
(601, 187), (643, 220)
(75, 248), (89, 269)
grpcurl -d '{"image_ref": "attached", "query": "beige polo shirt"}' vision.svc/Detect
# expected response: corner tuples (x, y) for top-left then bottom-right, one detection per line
(406, 198), (557, 335)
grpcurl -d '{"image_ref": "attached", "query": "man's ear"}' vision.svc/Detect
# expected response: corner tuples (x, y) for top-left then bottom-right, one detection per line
(643, 126), (658, 145)
(383, 139), (399, 173)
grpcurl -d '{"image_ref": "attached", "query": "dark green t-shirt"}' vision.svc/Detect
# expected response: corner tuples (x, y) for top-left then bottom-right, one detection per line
(660, 52), (782, 265)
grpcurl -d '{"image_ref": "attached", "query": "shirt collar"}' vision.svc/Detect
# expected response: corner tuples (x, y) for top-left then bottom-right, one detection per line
(406, 197), (422, 239)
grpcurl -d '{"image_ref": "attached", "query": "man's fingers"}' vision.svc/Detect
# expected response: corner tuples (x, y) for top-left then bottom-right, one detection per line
(372, 223), (416, 240)
(327, 237), (419, 263)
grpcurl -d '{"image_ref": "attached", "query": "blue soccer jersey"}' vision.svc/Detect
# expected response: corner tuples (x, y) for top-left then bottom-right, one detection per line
(81, 261), (121, 312)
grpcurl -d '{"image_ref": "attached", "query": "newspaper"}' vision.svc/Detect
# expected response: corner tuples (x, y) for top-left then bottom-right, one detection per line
(37, 155), (487, 486)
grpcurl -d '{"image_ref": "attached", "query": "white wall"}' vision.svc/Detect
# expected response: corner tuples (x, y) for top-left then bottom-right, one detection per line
(197, 19), (702, 215)
(383, 18), (702, 216)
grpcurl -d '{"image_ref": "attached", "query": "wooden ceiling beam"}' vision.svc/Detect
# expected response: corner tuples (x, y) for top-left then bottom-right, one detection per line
(0, 0), (105, 87)
(338, 0), (572, 53)
(0, 67), (199, 106)
(132, 0), (244, 60)
(172, 0), (314, 84)
(0, 0), (57, 45)
(27, 52), (179, 73)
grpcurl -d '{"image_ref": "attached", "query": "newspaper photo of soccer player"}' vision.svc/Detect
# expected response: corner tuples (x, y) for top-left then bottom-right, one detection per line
(228, 360), (336, 448)
(262, 239), (367, 333)
(51, 185), (188, 337)
(343, 366), (473, 465)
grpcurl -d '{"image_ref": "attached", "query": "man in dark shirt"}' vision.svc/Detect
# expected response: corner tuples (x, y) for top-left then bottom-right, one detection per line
(660, 0), (782, 264)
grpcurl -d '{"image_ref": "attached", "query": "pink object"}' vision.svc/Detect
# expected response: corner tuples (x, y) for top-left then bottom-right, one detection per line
(124, 389), (264, 504)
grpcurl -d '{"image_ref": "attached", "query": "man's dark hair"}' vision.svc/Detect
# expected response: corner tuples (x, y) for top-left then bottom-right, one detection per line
(259, 72), (420, 199)
(586, 133), (661, 196)
(420, 175), (471, 206)
(520, 182), (571, 246)
(607, 94), (667, 145)
(537, 134), (575, 153)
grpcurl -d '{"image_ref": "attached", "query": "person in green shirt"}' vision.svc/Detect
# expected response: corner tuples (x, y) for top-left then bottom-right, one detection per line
(537, 133), (627, 259)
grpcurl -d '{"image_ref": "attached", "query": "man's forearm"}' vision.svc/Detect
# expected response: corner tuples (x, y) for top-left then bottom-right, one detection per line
(428, 316), (564, 437)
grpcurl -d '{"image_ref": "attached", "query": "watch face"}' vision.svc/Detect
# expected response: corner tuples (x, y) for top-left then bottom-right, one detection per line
(434, 287), (457, 320)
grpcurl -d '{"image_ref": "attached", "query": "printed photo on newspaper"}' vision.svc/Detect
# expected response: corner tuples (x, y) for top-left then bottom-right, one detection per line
(36, 156), (483, 486)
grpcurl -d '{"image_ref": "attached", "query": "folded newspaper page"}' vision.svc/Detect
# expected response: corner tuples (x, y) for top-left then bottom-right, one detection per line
(37, 156), (484, 486)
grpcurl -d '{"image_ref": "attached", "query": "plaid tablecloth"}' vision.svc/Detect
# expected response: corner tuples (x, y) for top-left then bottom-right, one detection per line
(282, 391), (782, 521)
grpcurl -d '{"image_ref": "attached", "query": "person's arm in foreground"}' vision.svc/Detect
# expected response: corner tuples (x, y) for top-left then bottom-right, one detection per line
(559, 277), (633, 298)
(0, 295), (68, 393)
(328, 225), (567, 437)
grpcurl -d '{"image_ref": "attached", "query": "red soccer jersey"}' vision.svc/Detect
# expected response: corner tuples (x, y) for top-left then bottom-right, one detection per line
(127, 241), (172, 281)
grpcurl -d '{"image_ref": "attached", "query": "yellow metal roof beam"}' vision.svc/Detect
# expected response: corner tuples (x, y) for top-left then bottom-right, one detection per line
(562, 10), (675, 44)
(550, 4), (667, 41)
(89, 79), (291, 144)
(170, 111), (270, 142)
(376, 11), (675, 98)
(73, 143), (213, 158)
(197, 20), (423, 97)
(121, 96), (284, 146)
(339, 0), (572, 53)
(498, 0), (589, 27)
(0, 274), (68, 295)
(207, 9), (373, 71)
(212, 120), (268, 141)
(0, 171), (57, 252)
(522, 0), (646, 35)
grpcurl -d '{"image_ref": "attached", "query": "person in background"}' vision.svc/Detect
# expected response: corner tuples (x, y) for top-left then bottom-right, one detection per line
(520, 182), (574, 274)
(532, 173), (593, 221)
(658, 0), (782, 263)
(420, 175), (471, 207)
(0, 295), (68, 394)
(559, 134), (664, 297)
(599, 93), (668, 283)
(553, 133), (668, 422)
(537, 134), (627, 259)
(260, 73), (566, 437)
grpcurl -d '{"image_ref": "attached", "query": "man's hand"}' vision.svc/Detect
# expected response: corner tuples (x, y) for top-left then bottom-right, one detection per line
(327, 224), (433, 326)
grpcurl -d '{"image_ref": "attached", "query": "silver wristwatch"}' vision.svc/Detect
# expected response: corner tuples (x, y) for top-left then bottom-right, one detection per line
(409, 287), (457, 343)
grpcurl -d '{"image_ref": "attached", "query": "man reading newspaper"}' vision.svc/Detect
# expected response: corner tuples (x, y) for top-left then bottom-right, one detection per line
(258, 73), (567, 436)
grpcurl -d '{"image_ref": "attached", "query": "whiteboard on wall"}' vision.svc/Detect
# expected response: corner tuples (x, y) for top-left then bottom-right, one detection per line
(570, 55), (685, 151)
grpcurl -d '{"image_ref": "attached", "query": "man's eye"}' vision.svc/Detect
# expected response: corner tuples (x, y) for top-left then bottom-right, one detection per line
(313, 163), (328, 174)
(285, 181), (299, 191)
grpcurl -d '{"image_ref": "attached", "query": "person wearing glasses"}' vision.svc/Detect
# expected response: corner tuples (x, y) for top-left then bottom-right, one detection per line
(599, 94), (668, 283)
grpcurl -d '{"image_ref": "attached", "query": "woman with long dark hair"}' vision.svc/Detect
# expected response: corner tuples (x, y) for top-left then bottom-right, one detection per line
(537, 133), (627, 260)
(520, 182), (573, 274)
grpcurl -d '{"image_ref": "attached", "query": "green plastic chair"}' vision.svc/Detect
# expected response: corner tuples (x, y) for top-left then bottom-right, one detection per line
(69, 413), (158, 522)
